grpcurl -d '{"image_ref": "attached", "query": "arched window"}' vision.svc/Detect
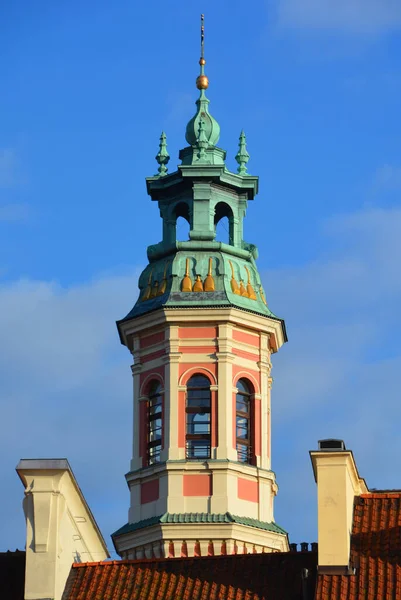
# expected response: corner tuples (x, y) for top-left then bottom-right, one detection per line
(174, 202), (191, 242)
(214, 202), (234, 246)
(147, 381), (163, 465)
(236, 379), (252, 464)
(186, 375), (211, 459)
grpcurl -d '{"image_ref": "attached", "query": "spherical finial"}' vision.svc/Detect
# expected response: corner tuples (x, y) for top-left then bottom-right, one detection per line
(199, 57), (206, 66)
(196, 74), (209, 89)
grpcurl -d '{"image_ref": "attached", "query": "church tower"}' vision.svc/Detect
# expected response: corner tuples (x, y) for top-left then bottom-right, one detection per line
(112, 16), (288, 559)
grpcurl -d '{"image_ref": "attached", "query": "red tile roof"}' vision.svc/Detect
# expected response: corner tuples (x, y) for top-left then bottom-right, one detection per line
(63, 491), (401, 600)
(316, 491), (401, 600)
(62, 551), (318, 600)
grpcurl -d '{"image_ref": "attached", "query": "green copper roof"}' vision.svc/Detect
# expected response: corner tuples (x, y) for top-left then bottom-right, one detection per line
(117, 19), (285, 339)
(112, 512), (287, 538)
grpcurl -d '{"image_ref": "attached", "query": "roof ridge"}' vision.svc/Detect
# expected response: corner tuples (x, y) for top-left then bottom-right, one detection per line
(71, 550), (306, 569)
(360, 492), (401, 499)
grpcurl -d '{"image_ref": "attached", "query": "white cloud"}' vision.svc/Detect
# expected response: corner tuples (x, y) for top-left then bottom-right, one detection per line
(0, 271), (140, 553)
(266, 206), (401, 541)
(2, 204), (401, 551)
(275, 0), (401, 35)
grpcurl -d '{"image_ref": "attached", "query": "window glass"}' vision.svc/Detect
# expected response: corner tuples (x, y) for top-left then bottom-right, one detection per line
(236, 378), (252, 464)
(186, 374), (211, 459)
(147, 381), (163, 465)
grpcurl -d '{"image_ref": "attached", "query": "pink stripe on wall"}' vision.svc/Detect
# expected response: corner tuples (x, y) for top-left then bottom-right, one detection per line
(233, 329), (260, 348)
(232, 365), (260, 393)
(183, 474), (212, 496)
(179, 327), (217, 339)
(179, 363), (217, 382)
(178, 346), (217, 354)
(237, 477), (259, 503)
(232, 348), (260, 362)
(140, 331), (165, 349)
(140, 365), (165, 388)
(141, 349), (165, 363)
(140, 479), (159, 504)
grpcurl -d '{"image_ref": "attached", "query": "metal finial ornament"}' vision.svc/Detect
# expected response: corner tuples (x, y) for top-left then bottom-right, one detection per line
(196, 14), (209, 90)
(155, 131), (170, 176)
(235, 130), (250, 175)
(201, 13), (205, 59)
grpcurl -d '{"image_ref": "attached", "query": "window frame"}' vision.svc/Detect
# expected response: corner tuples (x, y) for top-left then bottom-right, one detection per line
(235, 378), (254, 465)
(146, 382), (163, 466)
(185, 374), (212, 460)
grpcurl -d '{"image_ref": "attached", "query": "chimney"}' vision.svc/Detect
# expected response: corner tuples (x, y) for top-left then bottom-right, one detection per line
(310, 440), (368, 574)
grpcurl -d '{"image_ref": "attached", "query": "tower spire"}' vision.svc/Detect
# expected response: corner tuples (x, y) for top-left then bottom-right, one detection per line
(185, 14), (220, 149)
(201, 13), (205, 59)
(114, 14), (288, 560)
(196, 14), (208, 90)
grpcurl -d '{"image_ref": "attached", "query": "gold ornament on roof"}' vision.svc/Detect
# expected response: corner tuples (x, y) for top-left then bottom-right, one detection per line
(141, 270), (153, 302)
(158, 262), (169, 295)
(181, 258), (193, 292)
(193, 274), (204, 292)
(204, 257), (215, 291)
(239, 279), (249, 297)
(260, 288), (268, 305)
(244, 266), (257, 300)
(229, 260), (240, 295)
(150, 280), (159, 299)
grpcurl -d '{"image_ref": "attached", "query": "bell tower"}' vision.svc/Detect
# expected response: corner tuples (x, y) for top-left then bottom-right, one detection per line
(112, 16), (288, 559)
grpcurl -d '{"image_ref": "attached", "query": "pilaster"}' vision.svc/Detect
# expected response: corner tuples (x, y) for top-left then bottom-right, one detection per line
(216, 322), (236, 461)
(130, 356), (143, 472)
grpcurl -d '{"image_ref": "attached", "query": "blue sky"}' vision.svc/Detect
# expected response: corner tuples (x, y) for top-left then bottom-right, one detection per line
(1, 0), (401, 554)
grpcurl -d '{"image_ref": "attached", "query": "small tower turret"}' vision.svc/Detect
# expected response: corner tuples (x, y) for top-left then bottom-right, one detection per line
(112, 15), (288, 560)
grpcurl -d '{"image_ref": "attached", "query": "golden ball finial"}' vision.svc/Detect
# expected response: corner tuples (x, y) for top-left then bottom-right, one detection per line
(199, 57), (206, 66)
(196, 74), (209, 90)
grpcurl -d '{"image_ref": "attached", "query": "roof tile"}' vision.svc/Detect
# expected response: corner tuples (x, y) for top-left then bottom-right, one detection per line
(62, 551), (318, 600)
(113, 513), (286, 539)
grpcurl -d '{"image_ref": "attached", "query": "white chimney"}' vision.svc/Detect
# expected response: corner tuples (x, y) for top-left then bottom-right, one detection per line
(310, 440), (368, 574)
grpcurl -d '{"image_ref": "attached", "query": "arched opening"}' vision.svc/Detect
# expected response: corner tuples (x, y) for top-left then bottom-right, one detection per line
(236, 378), (253, 464)
(215, 216), (230, 245)
(186, 374), (211, 459)
(175, 202), (190, 242)
(146, 381), (163, 465)
(214, 202), (234, 245)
